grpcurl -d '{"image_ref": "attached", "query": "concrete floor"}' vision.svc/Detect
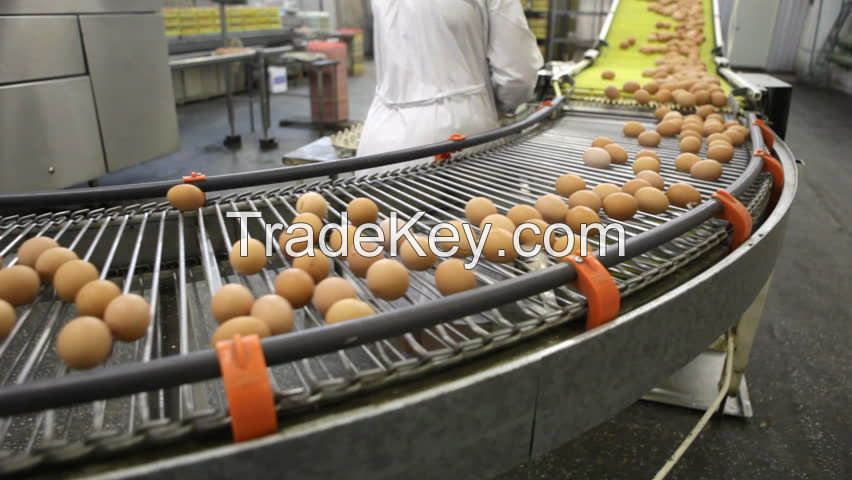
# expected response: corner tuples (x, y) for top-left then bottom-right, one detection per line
(100, 64), (850, 478)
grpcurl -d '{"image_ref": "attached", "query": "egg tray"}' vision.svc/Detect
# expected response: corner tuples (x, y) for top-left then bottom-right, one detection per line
(0, 106), (776, 474)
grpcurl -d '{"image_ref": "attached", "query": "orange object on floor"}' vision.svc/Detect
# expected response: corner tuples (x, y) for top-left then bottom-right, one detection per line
(216, 334), (278, 442)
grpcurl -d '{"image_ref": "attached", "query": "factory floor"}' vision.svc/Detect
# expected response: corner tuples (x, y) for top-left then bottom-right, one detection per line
(102, 63), (850, 479)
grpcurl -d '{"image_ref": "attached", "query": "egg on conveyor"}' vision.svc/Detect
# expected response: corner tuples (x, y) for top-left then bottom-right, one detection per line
(16, 237), (59, 268)
(675, 153), (701, 173)
(400, 234), (438, 271)
(638, 131), (661, 147)
(565, 206), (601, 235)
(706, 143), (734, 163)
(436, 220), (476, 258)
(622, 178), (652, 196)
(555, 174), (586, 197)
(636, 149), (659, 161)
(603, 193), (639, 221)
(274, 268), (315, 308)
(434, 259), (477, 296)
(347, 242), (384, 277)
(482, 229), (517, 263)
(328, 224), (358, 257)
(601, 70), (615, 80)
(479, 214), (516, 233)
(568, 190), (602, 212)
(604, 144), (628, 164)
(507, 205), (543, 226)
(379, 218), (408, 250)
(690, 159), (723, 181)
(632, 156), (661, 174)
(593, 183), (621, 200)
(465, 197), (497, 226)
(0, 300), (16, 338)
(250, 294), (294, 335)
(635, 187), (670, 214)
(74, 279), (121, 318)
(680, 136), (701, 154)
(211, 284), (255, 324)
(292, 212), (324, 241)
(535, 194), (569, 224)
(103, 294), (151, 342)
(211, 316), (270, 346)
(35, 247), (78, 283)
(623, 121), (645, 137)
(366, 259), (409, 300)
(347, 197), (379, 226)
(293, 249), (331, 282)
(229, 238), (268, 275)
(56, 316), (113, 370)
(312, 277), (358, 316)
(519, 219), (551, 247)
(296, 192), (329, 218)
(634, 89), (651, 105)
(583, 147), (611, 169)
(605, 86), (620, 100)
(0, 265), (41, 306)
(325, 299), (376, 324)
(636, 171), (666, 190)
(591, 136), (613, 148)
(167, 184), (205, 212)
(53, 260), (99, 302)
(666, 183), (703, 208)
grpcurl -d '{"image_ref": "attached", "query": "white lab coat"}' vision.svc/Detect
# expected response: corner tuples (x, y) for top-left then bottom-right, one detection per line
(356, 0), (543, 158)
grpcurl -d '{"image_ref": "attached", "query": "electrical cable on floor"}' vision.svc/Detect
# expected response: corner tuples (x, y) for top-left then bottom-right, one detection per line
(651, 330), (735, 480)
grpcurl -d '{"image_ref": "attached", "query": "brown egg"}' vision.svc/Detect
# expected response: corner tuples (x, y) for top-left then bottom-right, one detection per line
(636, 171), (665, 190)
(679, 136), (701, 154)
(535, 194), (569, 223)
(680, 129), (703, 140)
(379, 217), (408, 250)
(667, 183), (703, 208)
(638, 131), (661, 147)
(56, 316), (113, 369)
(605, 86), (620, 100)
(696, 105), (716, 118)
(663, 111), (683, 122)
(676, 92), (696, 108)
(0, 299), (14, 338)
(565, 206), (601, 235)
(293, 249), (331, 282)
(296, 192), (329, 218)
(694, 90), (711, 106)
(167, 184), (205, 212)
(547, 234), (583, 258)
(603, 193), (639, 221)
(601, 70), (615, 80)
(707, 143), (734, 163)
(723, 120), (741, 130)
(634, 89), (651, 104)
(507, 205), (544, 226)
(519, 219), (552, 247)
(249, 294), (294, 335)
(483, 229), (517, 263)
(278, 229), (310, 258)
(604, 144), (628, 164)
(292, 212), (323, 241)
(211, 283), (255, 324)
(724, 129), (746, 146)
(555, 174), (586, 197)
(623, 178), (652, 196)
(623, 121), (646, 138)
(644, 82), (660, 94)
(399, 235), (438, 271)
(591, 136), (614, 148)
(436, 220), (476, 258)
(103, 294), (150, 342)
(702, 122), (725, 136)
(707, 133), (731, 145)
(675, 153), (701, 172)
(328, 224), (358, 257)
(632, 156), (661, 174)
(480, 214), (515, 233)
(347, 197), (379, 226)
(366, 259), (409, 300)
(0, 265), (41, 306)
(325, 299), (376, 324)
(711, 90), (727, 107)
(656, 121), (680, 137)
(655, 106), (671, 121)
(74, 280), (121, 318)
(623, 81), (641, 93)
(211, 316), (270, 345)
(34, 247), (78, 283)
(53, 260), (99, 302)
(435, 259), (476, 296)
(312, 277), (358, 315)
(636, 149), (660, 161)
(690, 160), (724, 181)
(655, 89), (674, 103)
(568, 190), (602, 212)
(465, 197), (497, 225)
(229, 238), (268, 275)
(274, 268), (315, 308)
(635, 187), (670, 214)
(17, 237), (59, 268)
(583, 147), (611, 169)
(347, 241), (384, 277)
(593, 183), (621, 200)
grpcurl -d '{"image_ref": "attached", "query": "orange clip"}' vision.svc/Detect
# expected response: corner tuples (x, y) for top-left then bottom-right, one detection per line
(434, 133), (467, 162)
(216, 334), (278, 442)
(753, 119), (775, 149)
(754, 148), (785, 204)
(182, 171), (207, 183)
(561, 254), (621, 330)
(711, 190), (753, 252)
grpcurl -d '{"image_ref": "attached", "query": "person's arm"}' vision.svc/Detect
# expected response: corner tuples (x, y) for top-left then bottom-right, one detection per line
(486, 0), (544, 113)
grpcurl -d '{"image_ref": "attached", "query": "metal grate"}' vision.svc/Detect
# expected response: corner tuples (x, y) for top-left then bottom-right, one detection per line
(0, 111), (772, 474)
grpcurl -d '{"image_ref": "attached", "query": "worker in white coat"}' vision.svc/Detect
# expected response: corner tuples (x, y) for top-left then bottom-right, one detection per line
(356, 0), (543, 157)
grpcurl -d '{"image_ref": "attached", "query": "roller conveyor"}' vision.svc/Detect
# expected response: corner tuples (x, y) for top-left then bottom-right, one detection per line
(0, 1), (799, 477)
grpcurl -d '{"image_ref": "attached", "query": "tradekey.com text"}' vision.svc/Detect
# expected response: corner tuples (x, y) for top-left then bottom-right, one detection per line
(227, 211), (627, 269)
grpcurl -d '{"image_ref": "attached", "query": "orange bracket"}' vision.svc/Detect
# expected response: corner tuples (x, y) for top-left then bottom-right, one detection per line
(183, 171), (207, 183)
(536, 99), (554, 110)
(711, 190), (753, 252)
(216, 334), (278, 442)
(434, 133), (467, 162)
(754, 148), (785, 204)
(753, 118), (775, 149)
(561, 254), (621, 330)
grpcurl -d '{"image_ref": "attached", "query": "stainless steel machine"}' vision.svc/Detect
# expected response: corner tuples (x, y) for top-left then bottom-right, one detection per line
(0, 1), (798, 478)
(0, 0), (179, 193)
